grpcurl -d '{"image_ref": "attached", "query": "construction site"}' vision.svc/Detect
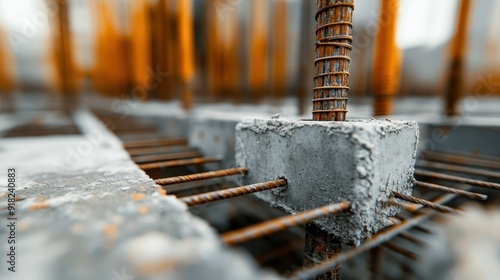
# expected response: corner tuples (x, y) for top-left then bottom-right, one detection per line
(1, 0), (500, 279)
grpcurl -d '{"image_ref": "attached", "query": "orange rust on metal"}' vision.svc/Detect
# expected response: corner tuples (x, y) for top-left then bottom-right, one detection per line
(398, 232), (425, 246)
(270, 0), (288, 100)
(423, 151), (500, 170)
(381, 242), (419, 260)
(415, 169), (500, 191)
(249, 0), (269, 102)
(123, 138), (188, 149)
(289, 192), (457, 280)
(392, 191), (458, 214)
(221, 201), (351, 246)
(155, 167), (248, 186)
(128, 145), (193, 156)
(313, 0), (355, 121)
(305, 222), (342, 280)
(133, 150), (203, 164)
(178, 0), (195, 110)
(138, 157), (221, 170)
(180, 179), (287, 206)
(445, 0), (473, 116)
(414, 181), (487, 200)
(417, 160), (500, 180)
(372, 0), (401, 116)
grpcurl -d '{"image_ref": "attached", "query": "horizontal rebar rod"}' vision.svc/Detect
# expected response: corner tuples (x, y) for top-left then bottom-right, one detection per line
(155, 167), (248, 186)
(423, 152), (500, 170)
(415, 169), (500, 190)
(221, 201), (351, 246)
(398, 232), (425, 246)
(180, 179), (287, 206)
(288, 192), (457, 280)
(128, 145), (192, 156)
(417, 160), (500, 180)
(124, 138), (188, 149)
(392, 192), (458, 214)
(414, 181), (487, 200)
(381, 242), (419, 260)
(138, 157), (221, 171)
(133, 151), (203, 164)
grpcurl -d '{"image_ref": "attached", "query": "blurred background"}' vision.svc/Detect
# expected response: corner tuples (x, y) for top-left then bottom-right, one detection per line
(0, 0), (499, 114)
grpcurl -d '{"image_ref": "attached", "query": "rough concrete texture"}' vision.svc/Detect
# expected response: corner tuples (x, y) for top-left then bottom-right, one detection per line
(0, 111), (278, 280)
(236, 118), (419, 245)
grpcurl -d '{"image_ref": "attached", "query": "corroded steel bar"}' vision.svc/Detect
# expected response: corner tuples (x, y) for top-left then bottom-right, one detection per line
(124, 138), (188, 149)
(133, 151), (203, 164)
(445, 0), (473, 116)
(414, 181), (487, 200)
(382, 242), (419, 260)
(155, 167), (248, 186)
(372, 0), (401, 116)
(180, 179), (287, 206)
(289, 192), (457, 280)
(398, 232), (425, 246)
(392, 192), (458, 214)
(221, 201), (351, 245)
(417, 160), (500, 180)
(128, 146), (193, 156)
(415, 169), (500, 190)
(423, 152), (500, 170)
(305, 222), (342, 280)
(138, 157), (221, 171)
(313, 0), (355, 121)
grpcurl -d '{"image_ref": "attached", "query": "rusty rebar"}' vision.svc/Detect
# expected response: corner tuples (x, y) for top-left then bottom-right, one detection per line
(445, 0), (473, 116)
(381, 242), (419, 260)
(392, 191), (458, 214)
(289, 192), (457, 280)
(414, 181), (487, 200)
(124, 138), (188, 149)
(398, 232), (425, 246)
(415, 169), (500, 190)
(221, 201), (351, 245)
(128, 146), (193, 156)
(133, 150), (203, 164)
(138, 157), (221, 171)
(155, 167), (248, 186)
(180, 179), (287, 206)
(313, 0), (355, 121)
(304, 222), (342, 280)
(423, 151), (500, 170)
(417, 160), (500, 180)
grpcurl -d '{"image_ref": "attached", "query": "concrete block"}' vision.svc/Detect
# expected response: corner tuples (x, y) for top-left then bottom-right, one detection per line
(235, 118), (419, 245)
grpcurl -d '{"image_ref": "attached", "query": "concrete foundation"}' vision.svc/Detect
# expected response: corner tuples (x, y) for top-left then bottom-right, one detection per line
(235, 118), (419, 245)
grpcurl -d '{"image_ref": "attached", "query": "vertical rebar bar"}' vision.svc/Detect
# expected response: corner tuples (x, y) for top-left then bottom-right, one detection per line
(372, 0), (401, 116)
(445, 0), (473, 116)
(178, 0), (195, 110)
(313, 0), (355, 121)
(304, 222), (342, 280)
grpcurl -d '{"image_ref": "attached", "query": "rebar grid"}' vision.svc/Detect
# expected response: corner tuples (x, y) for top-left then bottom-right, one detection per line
(392, 191), (458, 214)
(415, 169), (500, 190)
(180, 179), (287, 206)
(414, 181), (487, 200)
(313, 0), (354, 121)
(418, 160), (500, 180)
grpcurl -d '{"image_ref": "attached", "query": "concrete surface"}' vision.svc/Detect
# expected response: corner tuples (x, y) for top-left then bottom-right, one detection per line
(0, 110), (279, 280)
(235, 118), (419, 245)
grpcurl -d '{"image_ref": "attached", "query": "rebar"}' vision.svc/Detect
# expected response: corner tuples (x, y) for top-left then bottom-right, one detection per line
(392, 191), (458, 214)
(288, 193), (457, 280)
(124, 138), (188, 149)
(138, 157), (221, 171)
(381, 242), (419, 260)
(128, 146), (193, 157)
(414, 181), (488, 200)
(423, 151), (500, 170)
(415, 169), (500, 190)
(155, 167), (248, 186)
(313, 0), (355, 121)
(221, 201), (351, 245)
(398, 232), (425, 246)
(417, 160), (500, 180)
(305, 222), (342, 280)
(180, 179), (287, 206)
(133, 151), (203, 164)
